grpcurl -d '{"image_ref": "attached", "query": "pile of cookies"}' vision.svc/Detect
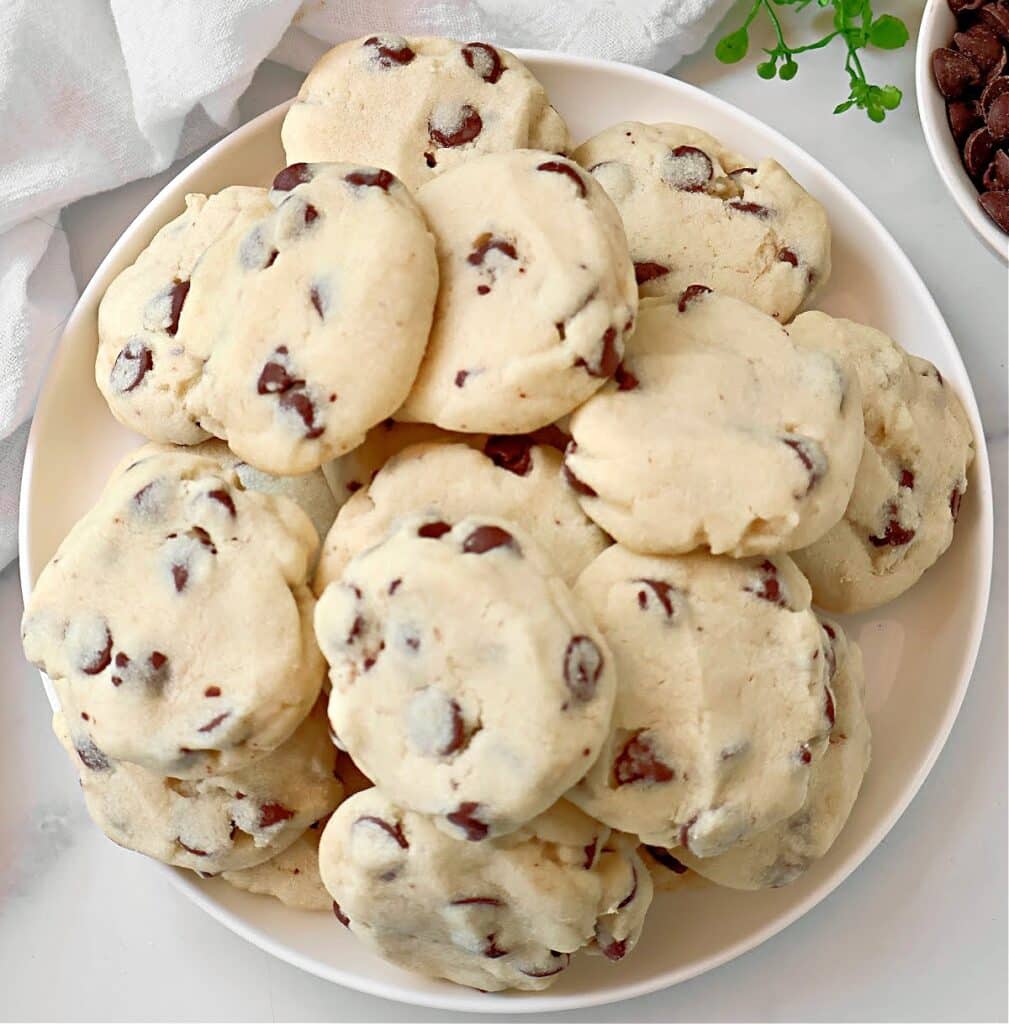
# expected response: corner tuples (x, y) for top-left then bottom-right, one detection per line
(22, 34), (976, 994)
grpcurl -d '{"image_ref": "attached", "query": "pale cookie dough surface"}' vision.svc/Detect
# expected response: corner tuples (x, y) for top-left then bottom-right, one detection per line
(315, 514), (616, 841)
(315, 439), (605, 594)
(568, 545), (835, 853)
(565, 292), (863, 556)
(788, 314), (975, 613)
(319, 791), (652, 991)
(574, 122), (830, 321)
(178, 162), (437, 475)
(96, 187), (269, 445)
(282, 36), (570, 191)
(54, 700), (342, 875)
(222, 819), (331, 910)
(399, 150), (637, 433)
(22, 448), (324, 778)
(677, 619), (870, 889)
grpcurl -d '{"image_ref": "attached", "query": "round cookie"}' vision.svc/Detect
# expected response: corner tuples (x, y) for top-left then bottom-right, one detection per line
(22, 447), (324, 778)
(314, 514), (616, 841)
(281, 36), (570, 191)
(567, 544), (835, 854)
(222, 819), (331, 910)
(315, 438), (606, 593)
(787, 313), (975, 612)
(676, 619), (870, 889)
(565, 291), (863, 556)
(177, 162), (438, 475)
(319, 791), (652, 991)
(54, 700), (342, 875)
(96, 187), (270, 445)
(574, 122), (830, 320)
(398, 149), (638, 433)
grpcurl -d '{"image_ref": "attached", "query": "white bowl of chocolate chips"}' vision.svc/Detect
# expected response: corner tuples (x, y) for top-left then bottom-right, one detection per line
(919, 0), (1009, 259)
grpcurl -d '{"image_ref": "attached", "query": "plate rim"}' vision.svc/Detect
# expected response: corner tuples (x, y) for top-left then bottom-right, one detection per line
(18, 48), (995, 1015)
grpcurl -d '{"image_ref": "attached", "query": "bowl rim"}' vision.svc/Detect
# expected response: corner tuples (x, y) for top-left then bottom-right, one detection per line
(18, 47), (995, 1014)
(916, 0), (1009, 262)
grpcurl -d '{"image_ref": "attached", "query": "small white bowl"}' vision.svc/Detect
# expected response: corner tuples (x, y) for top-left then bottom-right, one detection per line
(917, 0), (1009, 260)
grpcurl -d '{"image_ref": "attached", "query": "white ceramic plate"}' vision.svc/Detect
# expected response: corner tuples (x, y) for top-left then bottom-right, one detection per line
(19, 52), (993, 1014)
(917, 0), (1009, 261)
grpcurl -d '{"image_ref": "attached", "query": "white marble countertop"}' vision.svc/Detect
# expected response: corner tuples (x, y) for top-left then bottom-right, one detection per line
(2, 4), (1006, 1019)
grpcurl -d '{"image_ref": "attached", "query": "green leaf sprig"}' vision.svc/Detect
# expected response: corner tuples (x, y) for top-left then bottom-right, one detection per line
(715, 0), (909, 122)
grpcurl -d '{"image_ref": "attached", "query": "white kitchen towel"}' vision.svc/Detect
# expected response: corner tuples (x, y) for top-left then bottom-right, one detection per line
(0, 0), (732, 569)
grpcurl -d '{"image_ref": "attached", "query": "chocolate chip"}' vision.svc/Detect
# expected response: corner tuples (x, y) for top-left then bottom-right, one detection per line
(933, 47), (983, 98)
(205, 686), (221, 697)
(745, 559), (787, 606)
(344, 168), (396, 191)
(166, 279), (190, 336)
(111, 340), (153, 393)
(728, 200), (772, 218)
(208, 489), (236, 516)
(824, 685), (836, 727)
(966, 126), (998, 178)
(583, 837), (598, 869)
(983, 149), (1009, 188)
(634, 261), (671, 285)
(462, 524), (517, 555)
(677, 284), (711, 312)
(728, 166), (758, 178)
(446, 802), (488, 841)
(663, 145), (714, 191)
(257, 353), (297, 395)
(259, 802), (295, 828)
(635, 578), (677, 619)
(948, 98), (984, 143)
(147, 651), (170, 693)
(519, 953), (570, 978)
(798, 744), (814, 765)
(388, 578), (402, 595)
(238, 228), (278, 270)
(955, 24), (1005, 72)
(950, 486), (964, 520)
(188, 525), (216, 553)
(614, 731), (675, 785)
(483, 934), (508, 958)
(980, 189), (1009, 229)
(272, 163), (312, 192)
(483, 435), (534, 476)
(197, 711), (230, 733)
(574, 326), (620, 379)
(617, 866), (638, 909)
(429, 104), (483, 148)
(782, 436), (825, 493)
(614, 363), (639, 391)
(454, 369), (469, 388)
(440, 699), (466, 755)
(363, 34), (415, 67)
(177, 840), (209, 857)
(982, 74), (1009, 112)
(778, 247), (799, 266)
(868, 505), (916, 547)
(279, 388), (324, 439)
(900, 468), (915, 489)
(564, 635), (603, 702)
(356, 815), (409, 848)
(986, 91), (1009, 138)
(527, 424), (570, 451)
(536, 160), (587, 197)
(80, 625), (113, 675)
(332, 900), (350, 927)
(461, 42), (504, 83)
(171, 563), (189, 593)
(645, 845), (688, 873)
(450, 896), (502, 906)
(75, 738), (111, 772)
(418, 520), (452, 539)
(563, 445), (597, 498)
(598, 933), (628, 961)
(467, 233), (518, 266)
(981, 4), (1009, 41)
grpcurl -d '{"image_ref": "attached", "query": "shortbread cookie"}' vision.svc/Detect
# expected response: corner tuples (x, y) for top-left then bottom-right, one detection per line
(22, 448), (324, 778)
(222, 819), (330, 910)
(567, 545), (835, 853)
(315, 439), (606, 593)
(574, 122), (830, 320)
(676, 620), (870, 888)
(319, 792), (652, 991)
(96, 187), (270, 445)
(55, 700), (342, 875)
(565, 292), (863, 556)
(282, 36), (570, 190)
(315, 515), (616, 840)
(179, 162), (438, 475)
(788, 314), (975, 612)
(399, 150), (637, 433)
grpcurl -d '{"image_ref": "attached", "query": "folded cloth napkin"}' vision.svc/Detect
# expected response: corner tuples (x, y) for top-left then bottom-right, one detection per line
(0, 0), (732, 570)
